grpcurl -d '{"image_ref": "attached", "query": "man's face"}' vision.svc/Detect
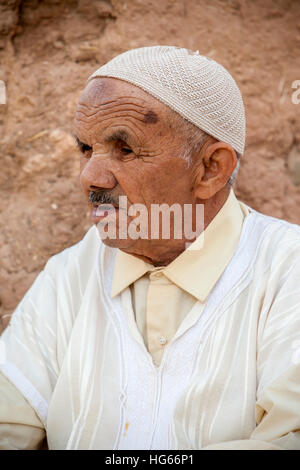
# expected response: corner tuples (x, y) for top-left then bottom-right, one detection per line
(74, 77), (199, 264)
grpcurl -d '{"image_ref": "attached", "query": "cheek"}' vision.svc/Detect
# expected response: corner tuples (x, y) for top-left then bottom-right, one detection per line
(115, 151), (191, 204)
(123, 163), (179, 204)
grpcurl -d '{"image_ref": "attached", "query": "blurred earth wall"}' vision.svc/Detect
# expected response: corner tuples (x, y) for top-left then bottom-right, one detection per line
(0, 0), (300, 330)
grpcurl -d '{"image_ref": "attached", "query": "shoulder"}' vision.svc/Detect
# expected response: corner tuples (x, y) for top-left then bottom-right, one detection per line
(44, 225), (102, 284)
(245, 207), (300, 266)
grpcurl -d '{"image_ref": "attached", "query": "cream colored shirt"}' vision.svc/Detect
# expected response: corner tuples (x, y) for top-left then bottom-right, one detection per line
(1, 191), (300, 450)
(111, 189), (247, 365)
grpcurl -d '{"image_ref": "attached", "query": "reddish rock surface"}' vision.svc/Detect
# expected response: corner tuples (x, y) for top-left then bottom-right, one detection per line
(0, 0), (300, 330)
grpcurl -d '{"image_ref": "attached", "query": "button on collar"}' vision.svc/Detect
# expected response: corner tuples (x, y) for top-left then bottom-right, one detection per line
(159, 336), (167, 345)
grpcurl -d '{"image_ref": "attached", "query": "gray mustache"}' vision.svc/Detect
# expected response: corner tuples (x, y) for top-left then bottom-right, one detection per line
(89, 191), (119, 206)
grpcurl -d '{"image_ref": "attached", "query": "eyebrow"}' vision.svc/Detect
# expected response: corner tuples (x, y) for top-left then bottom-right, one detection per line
(104, 130), (130, 144)
(74, 130), (131, 152)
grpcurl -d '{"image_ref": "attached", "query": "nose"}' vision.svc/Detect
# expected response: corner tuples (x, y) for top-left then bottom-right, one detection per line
(80, 154), (117, 193)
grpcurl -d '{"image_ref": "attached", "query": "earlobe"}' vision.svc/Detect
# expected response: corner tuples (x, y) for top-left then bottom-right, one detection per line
(194, 176), (216, 200)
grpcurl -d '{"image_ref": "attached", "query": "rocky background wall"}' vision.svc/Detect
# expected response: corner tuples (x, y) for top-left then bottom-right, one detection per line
(0, 0), (300, 331)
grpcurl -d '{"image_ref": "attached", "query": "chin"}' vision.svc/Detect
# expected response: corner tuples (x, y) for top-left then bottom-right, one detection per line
(98, 236), (135, 250)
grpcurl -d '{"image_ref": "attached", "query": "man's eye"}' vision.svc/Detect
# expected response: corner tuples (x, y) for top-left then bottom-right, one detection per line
(81, 143), (92, 153)
(120, 147), (132, 155)
(76, 137), (92, 154)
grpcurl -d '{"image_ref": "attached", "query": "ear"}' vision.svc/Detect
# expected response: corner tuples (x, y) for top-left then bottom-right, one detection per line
(193, 142), (238, 200)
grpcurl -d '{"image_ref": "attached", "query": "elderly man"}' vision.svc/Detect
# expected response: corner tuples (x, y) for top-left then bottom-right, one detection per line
(0, 46), (300, 450)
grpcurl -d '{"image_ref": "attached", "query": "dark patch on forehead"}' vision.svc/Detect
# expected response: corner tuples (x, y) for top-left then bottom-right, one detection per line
(143, 110), (158, 124)
(79, 77), (116, 107)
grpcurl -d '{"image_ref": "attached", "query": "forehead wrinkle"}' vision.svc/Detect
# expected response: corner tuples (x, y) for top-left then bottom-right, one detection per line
(76, 102), (91, 110)
(76, 102), (155, 123)
(77, 100), (145, 112)
(73, 117), (92, 139)
(75, 112), (150, 148)
(94, 119), (146, 139)
(79, 109), (150, 139)
(79, 90), (155, 107)
(84, 96), (152, 110)
(76, 109), (150, 124)
(86, 114), (150, 133)
(76, 93), (160, 125)
(74, 111), (148, 140)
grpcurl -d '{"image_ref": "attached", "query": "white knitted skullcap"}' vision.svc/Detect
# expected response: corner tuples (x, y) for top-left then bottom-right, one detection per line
(88, 46), (246, 154)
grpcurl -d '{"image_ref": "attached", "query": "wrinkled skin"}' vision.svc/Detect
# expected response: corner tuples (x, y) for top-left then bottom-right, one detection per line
(74, 77), (237, 266)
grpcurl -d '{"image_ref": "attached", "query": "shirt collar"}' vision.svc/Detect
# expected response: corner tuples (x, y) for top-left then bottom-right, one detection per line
(111, 190), (248, 301)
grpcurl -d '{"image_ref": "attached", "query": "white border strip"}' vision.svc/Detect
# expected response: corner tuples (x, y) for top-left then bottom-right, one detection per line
(0, 361), (48, 425)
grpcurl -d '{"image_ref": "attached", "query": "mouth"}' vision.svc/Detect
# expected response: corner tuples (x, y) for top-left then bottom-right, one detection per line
(91, 203), (119, 223)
